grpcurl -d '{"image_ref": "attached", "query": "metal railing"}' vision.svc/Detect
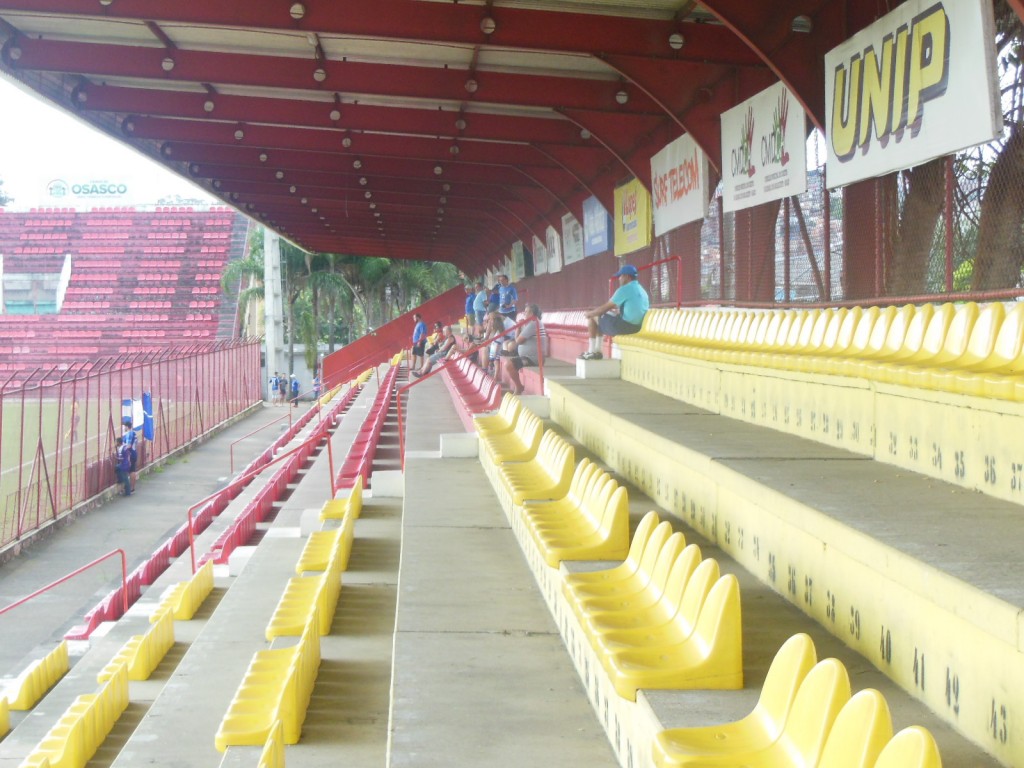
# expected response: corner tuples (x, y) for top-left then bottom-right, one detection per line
(396, 315), (544, 470)
(0, 340), (262, 552)
(607, 255), (684, 309)
(187, 414), (337, 573)
(0, 548), (127, 618)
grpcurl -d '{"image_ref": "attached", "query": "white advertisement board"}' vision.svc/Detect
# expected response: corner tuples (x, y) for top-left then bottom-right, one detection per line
(531, 235), (547, 276)
(721, 82), (807, 213)
(562, 213), (584, 266)
(824, 0), (1002, 189)
(545, 226), (563, 274)
(650, 133), (710, 235)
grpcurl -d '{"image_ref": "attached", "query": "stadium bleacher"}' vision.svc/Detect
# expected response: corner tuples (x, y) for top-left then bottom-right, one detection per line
(0, 206), (247, 373)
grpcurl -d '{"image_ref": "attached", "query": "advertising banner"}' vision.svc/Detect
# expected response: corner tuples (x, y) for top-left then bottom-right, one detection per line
(531, 235), (548, 276)
(562, 213), (584, 266)
(824, 0), (1002, 189)
(651, 133), (710, 235)
(583, 196), (611, 257)
(613, 178), (652, 257)
(511, 242), (525, 280)
(721, 82), (807, 213)
(546, 225), (563, 274)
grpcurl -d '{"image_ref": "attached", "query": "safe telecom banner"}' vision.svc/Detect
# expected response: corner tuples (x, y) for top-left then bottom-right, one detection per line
(824, 0), (1002, 189)
(613, 178), (652, 257)
(721, 82), (807, 213)
(650, 132), (710, 235)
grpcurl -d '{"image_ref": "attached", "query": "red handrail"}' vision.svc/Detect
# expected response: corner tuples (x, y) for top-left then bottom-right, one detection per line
(396, 315), (544, 470)
(0, 548), (128, 618)
(607, 255), (684, 309)
(187, 420), (336, 573)
(229, 410), (294, 473)
(228, 385), (329, 472)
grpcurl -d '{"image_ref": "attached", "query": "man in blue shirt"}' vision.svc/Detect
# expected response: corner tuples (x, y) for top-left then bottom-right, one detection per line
(498, 274), (518, 319)
(580, 263), (649, 360)
(411, 312), (428, 370)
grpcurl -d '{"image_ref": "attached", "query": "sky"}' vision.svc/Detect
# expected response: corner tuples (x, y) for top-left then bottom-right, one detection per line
(0, 74), (215, 210)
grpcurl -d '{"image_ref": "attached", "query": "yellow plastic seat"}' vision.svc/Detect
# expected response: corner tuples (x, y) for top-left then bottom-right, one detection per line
(906, 302), (1004, 390)
(562, 511), (660, 591)
(5, 641), (69, 711)
(817, 689), (893, 768)
(320, 475), (363, 521)
(520, 459), (599, 521)
(473, 393), (521, 436)
(652, 633), (817, 766)
(531, 485), (630, 567)
(590, 555), (717, 654)
(809, 306), (880, 375)
(296, 516), (355, 575)
(949, 302), (1024, 398)
(481, 409), (543, 464)
(873, 726), (943, 768)
(0, 695), (8, 739)
(153, 559), (214, 622)
(719, 312), (773, 365)
(98, 608), (175, 682)
(217, 613), (320, 751)
(583, 544), (704, 641)
(602, 573), (742, 700)
(564, 524), (680, 607)
(258, 719), (286, 768)
(886, 302), (980, 387)
(268, 546), (344, 639)
(653, 656), (850, 766)
(526, 467), (613, 536)
(498, 431), (575, 505)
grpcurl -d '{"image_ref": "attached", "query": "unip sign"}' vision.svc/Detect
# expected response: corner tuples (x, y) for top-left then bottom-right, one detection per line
(824, 0), (1001, 188)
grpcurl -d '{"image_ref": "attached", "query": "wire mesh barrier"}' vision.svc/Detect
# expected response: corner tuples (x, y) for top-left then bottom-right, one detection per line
(519, 72), (1024, 312)
(0, 339), (261, 550)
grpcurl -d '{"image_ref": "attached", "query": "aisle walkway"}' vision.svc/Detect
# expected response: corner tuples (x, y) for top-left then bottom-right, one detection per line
(0, 403), (292, 678)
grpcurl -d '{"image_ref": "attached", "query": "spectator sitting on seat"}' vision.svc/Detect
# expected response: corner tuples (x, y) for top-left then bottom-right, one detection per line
(412, 325), (457, 378)
(580, 263), (650, 360)
(485, 310), (515, 375)
(503, 304), (544, 396)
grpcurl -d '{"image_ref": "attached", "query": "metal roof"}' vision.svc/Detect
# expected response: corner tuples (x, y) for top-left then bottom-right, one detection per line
(0, 0), (847, 272)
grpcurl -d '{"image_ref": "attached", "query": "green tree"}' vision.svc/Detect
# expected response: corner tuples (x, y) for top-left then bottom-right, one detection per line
(220, 225), (266, 337)
(0, 177), (12, 206)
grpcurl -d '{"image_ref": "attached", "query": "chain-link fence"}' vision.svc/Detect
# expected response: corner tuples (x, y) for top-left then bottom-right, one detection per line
(516, 7), (1024, 312)
(0, 339), (261, 550)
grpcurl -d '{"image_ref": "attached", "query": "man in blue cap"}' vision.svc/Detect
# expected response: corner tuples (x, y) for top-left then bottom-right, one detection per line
(580, 263), (649, 360)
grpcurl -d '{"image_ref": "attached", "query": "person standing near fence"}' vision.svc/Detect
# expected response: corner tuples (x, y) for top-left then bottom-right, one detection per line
(122, 418), (139, 493)
(114, 437), (131, 497)
(290, 374), (300, 407)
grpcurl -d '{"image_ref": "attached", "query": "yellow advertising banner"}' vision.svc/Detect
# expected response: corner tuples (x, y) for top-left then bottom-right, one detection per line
(613, 178), (652, 257)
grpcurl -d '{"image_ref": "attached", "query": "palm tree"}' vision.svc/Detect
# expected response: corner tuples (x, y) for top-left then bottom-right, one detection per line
(220, 227), (266, 337)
